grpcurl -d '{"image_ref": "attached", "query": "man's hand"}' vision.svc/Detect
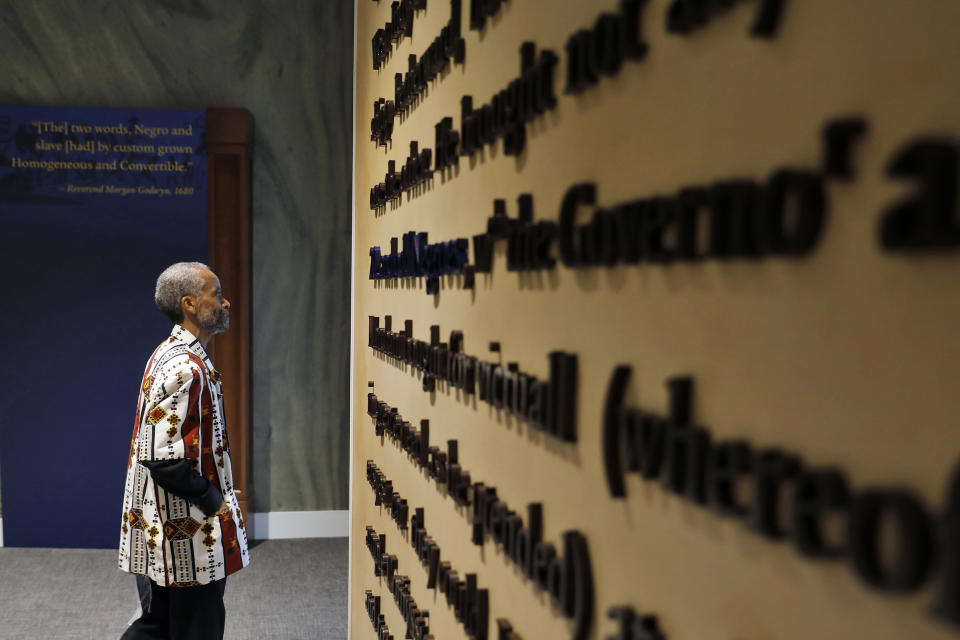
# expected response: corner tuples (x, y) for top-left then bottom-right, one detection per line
(215, 500), (231, 516)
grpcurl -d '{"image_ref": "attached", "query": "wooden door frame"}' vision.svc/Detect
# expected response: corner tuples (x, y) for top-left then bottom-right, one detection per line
(206, 107), (252, 525)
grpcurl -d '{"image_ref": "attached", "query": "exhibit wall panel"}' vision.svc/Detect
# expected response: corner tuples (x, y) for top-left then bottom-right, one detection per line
(351, 2), (960, 639)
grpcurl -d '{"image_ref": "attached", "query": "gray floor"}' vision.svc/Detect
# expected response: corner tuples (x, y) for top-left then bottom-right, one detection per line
(0, 538), (348, 640)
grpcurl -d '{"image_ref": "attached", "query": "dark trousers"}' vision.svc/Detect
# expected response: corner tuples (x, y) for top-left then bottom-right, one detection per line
(121, 575), (227, 640)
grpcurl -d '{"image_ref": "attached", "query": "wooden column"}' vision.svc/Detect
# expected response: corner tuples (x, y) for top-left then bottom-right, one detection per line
(206, 108), (252, 525)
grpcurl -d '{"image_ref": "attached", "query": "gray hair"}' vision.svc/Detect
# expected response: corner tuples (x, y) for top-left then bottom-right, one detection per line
(155, 262), (209, 323)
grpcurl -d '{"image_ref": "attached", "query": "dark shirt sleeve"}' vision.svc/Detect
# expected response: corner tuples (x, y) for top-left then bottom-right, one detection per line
(141, 459), (223, 516)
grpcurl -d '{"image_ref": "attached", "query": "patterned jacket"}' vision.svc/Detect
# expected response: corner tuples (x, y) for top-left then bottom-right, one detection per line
(118, 325), (250, 585)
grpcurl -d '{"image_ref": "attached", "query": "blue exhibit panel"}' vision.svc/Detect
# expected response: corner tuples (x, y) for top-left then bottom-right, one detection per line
(0, 105), (207, 548)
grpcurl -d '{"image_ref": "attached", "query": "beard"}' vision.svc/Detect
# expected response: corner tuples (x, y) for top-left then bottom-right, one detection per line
(199, 305), (230, 334)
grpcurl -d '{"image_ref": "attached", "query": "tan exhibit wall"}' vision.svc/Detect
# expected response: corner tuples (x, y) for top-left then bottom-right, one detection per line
(350, 1), (960, 639)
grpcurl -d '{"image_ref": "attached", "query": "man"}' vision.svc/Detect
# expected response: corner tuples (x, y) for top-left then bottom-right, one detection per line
(119, 262), (250, 640)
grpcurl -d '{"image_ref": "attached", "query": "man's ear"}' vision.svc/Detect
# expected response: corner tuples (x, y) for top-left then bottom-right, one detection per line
(180, 295), (197, 317)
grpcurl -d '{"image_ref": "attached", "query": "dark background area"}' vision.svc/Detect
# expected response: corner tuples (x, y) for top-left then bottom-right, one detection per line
(0, 0), (354, 522)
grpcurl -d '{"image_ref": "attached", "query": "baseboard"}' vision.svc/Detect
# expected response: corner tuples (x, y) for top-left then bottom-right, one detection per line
(249, 510), (348, 540)
(0, 517), (4, 547)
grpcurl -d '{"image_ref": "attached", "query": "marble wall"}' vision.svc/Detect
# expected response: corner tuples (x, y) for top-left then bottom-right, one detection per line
(0, 0), (352, 512)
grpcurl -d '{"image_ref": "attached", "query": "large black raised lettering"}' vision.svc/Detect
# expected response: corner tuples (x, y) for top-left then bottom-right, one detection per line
(849, 490), (935, 591)
(880, 139), (960, 251)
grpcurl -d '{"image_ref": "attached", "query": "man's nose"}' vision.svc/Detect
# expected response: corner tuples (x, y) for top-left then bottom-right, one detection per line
(223, 298), (231, 309)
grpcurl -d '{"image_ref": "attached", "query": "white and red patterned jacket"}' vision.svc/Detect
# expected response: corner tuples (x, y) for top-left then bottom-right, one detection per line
(118, 325), (249, 586)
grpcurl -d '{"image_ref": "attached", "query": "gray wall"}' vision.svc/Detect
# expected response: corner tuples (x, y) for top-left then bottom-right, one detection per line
(0, 0), (352, 512)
